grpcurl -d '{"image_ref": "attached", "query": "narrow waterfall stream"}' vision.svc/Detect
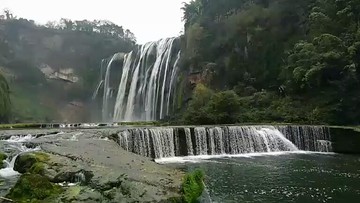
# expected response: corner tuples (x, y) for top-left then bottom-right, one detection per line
(114, 125), (333, 162)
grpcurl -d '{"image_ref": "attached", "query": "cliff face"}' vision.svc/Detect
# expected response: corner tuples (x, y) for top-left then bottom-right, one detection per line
(0, 18), (136, 123)
(177, 0), (360, 126)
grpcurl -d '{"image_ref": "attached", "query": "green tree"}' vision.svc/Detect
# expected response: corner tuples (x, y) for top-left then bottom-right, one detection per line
(0, 13), (136, 123)
(180, 0), (360, 125)
(0, 73), (11, 123)
(183, 84), (213, 124)
(207, 90), (240, 124)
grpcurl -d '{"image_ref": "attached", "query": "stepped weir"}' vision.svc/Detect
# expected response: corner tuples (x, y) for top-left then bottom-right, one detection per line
(112, 125), (333, 159)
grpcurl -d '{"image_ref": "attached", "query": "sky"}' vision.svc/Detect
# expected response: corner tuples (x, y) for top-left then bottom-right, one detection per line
(0, 0), (191, 44)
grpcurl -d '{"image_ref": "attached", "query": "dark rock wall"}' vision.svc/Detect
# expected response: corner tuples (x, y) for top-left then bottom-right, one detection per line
(330, 127), (360, 154)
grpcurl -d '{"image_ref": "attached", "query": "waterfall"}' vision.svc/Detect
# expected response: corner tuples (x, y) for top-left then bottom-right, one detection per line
(114, 126), (333, 160)
(113, 52), (133, 120)
(166, 52), (181, 115)
(101, 53), (124, 122)
(185, 128), (194, 156)
(278, 126), (333, 152)
(94, 37), (181, 122)
(92, 80), (104, 100)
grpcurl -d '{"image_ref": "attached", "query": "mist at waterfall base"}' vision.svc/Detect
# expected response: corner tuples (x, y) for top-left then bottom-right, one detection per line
(93, 37), (181, 122)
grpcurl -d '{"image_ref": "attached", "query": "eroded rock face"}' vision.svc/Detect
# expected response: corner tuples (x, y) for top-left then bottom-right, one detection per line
(8, 129), (184, 203)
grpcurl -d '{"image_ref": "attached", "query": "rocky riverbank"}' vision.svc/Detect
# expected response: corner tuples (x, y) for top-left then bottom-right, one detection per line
(0, 128), (185, 202)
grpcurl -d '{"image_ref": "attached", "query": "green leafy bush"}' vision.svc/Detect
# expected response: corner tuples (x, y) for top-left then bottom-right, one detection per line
(181, 169), (205, 203)
(183, 84), (241, 125)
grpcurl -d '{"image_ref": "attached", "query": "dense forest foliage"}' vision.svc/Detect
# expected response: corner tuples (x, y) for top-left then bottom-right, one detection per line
(0, 10), (136, 123)
(181, 0), (360, 125)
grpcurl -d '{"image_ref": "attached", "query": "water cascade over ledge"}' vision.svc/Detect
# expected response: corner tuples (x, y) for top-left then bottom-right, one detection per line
(94, 37), (181, 122)
(113, 125), (333, 160)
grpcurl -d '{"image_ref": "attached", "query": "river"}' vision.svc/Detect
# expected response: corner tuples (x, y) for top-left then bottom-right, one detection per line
(174, 152), (360, 203)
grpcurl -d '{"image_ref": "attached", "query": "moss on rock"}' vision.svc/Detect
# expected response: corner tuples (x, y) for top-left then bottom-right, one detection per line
(6, 173), (63, 202)
(0, 152), (7, 161)
(0, 152), (7, 169)
(181, 169), (205, 203)
(14, 152), (50, 174)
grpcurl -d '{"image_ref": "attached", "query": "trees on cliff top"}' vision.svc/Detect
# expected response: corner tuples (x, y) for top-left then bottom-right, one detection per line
(181, 0), (360, 125)
(0, 10), (137, 123)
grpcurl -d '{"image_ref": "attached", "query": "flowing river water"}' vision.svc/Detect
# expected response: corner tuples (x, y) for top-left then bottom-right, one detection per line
(173, 152), (360, 203)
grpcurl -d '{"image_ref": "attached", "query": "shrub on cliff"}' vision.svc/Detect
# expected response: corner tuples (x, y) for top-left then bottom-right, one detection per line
(183, 84), (241, 125)
(182, 84), (214, 125)
(206, 90), (240, 124)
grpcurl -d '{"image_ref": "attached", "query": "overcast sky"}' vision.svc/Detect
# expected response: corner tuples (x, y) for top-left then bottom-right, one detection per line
(0, 0), (191, 44)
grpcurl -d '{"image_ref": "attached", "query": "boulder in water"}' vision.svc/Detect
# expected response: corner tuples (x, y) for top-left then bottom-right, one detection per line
(14, 152), (49, 174)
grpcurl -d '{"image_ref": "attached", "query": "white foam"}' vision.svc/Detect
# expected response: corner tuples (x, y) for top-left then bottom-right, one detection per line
(0, 146), (41, 178)
(0, 166), (19, 178)
(57, 182), (78, 187)
(6, 134), (35, 143)
(80, 123), (100, 128)
(69, 132), (83, 141)
(155, 151), (336, 164)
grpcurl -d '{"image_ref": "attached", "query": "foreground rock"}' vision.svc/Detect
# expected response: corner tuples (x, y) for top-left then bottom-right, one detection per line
(7, 173), (63, 202)
(9, 129), (184, 202)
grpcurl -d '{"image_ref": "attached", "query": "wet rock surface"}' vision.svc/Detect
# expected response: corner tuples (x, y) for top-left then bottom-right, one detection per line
(0, 128), (184, 202)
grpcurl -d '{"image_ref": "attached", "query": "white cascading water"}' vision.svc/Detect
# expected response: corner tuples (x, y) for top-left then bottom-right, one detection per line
(185, 128), (194, 156)
(166, 52), (181, 115)
(101, 53), (124, 121)
(0, 135), (40, 178)
(150, 128), (175, 159)
(195, 128), (209, 156)
(94, 37), (181, 122)
(278, 126), (333, 152)
(92, 80), (104, 100)
(113, 52), (133, 120)
(114, 126), (333, 161)
(194, 126), (298, 155)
